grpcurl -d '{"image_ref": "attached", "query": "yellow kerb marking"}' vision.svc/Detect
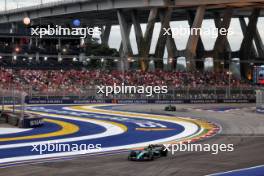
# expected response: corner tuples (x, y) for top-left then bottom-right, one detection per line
(0, 119), (79, 142)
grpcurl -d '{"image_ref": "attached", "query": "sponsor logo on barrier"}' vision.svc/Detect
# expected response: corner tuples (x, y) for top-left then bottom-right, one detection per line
(29, 119), (44, 127)
(24, 98), (255, 105)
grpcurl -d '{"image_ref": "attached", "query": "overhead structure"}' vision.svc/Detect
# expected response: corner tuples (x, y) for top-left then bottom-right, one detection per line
(0, 0), (264, 73)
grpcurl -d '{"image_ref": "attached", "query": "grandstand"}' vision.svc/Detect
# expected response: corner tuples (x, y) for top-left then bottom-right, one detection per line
(0, 67), (257, 100)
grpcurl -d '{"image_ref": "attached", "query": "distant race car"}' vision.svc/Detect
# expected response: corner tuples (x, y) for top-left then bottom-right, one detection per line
(165, 105), (176, 111)
(128, 144), (168, 161)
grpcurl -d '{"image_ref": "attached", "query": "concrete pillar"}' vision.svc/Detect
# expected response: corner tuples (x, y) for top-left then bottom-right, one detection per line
(140, 8), (158, 71)
(240, 9), (260, 79)
(254, 28), (264, 58)
(119, 23), (132, 57)
(166, 58), (175, 71)
(35, 37), (39, 47)
(132, 9), (167, 71)
(139, 8), (158, 71)
(29, 37), (33, 47)
(117, 10), (133, 57)
(10, 23), (17, 44)
(148, 59), (156, 72)
(239, 17), (258, 58)
(213, 9), (233, 72)
(155, 8), (173, 58)
(166, 31), (177, 70)
(58, 38), (61, 51)
(131, 10), (144, 53)
(10, 23), (17, 34)
(84, 25), (94, 44)
(186, 6), (206, 71)
(117, 58), (130, 72)
(101, 24), (111, 47)
(36, 52), (40, 63)
(166, 36), (177, 58)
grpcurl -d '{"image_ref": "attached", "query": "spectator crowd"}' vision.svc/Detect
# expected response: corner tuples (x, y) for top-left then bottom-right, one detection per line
(0, 68), (253, 96)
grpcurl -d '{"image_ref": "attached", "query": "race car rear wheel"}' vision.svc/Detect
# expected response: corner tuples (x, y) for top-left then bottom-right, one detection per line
(161, 150), (168, 156)
(149, 155), (154, 161)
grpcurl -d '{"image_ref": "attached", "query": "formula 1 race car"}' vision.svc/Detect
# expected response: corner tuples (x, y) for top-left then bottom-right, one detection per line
(128, 144), (168, 161)
(164, 105), (176, 111)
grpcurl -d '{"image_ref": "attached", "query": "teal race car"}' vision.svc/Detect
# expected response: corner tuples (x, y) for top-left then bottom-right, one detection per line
(128, 144), (168, 161)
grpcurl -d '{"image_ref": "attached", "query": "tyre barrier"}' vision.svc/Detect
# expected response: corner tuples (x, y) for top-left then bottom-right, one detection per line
(21, 114), (44, 128)
(256, 107), (264, 113)
(0, 112), (44, 128)
(1, 112), (19, 126)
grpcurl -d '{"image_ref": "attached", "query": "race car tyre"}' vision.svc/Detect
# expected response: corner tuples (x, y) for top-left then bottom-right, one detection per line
(149, 155), (154, 161)
(161, 149), (168, 156)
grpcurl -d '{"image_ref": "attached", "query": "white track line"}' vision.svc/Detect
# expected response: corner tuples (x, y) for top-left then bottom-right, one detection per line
(206, 165), (264, 176)
(0, 105), (201, 164)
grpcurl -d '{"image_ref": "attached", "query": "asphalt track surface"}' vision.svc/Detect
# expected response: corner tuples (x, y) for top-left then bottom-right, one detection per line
(0, 104), (264, 176)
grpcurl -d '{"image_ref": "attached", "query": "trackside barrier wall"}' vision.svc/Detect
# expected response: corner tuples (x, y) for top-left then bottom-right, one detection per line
(256, 90), (264, 113)
(22, 98), (255, 104)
